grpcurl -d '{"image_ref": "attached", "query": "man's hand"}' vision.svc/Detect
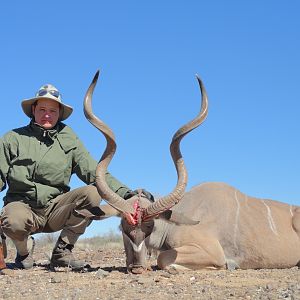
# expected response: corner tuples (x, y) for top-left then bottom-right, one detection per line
(124, 189), (154, 202)
(138, 189), (154, 202)
(123, 190), (137, 200)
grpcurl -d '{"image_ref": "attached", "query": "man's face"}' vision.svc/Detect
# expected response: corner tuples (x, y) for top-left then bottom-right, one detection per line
(32, 99), (60, 129)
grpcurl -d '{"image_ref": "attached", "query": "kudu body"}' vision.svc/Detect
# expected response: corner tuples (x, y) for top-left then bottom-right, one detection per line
(84, 71), (300, 273)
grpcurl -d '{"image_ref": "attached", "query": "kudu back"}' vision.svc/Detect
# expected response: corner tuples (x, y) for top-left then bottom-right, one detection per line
(84, 71), (300, 273)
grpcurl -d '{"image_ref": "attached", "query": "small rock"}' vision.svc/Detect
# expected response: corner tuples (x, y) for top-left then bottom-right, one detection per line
(35, 259), (50, 265)
(167, 267), (179, 275)
(137, 278), (153, 285)
(266, 283), (273, 290)
(95, 268), (109, 279)
(49, 276), (61, 283)
(0, 269), (15, 276)
(161, 272), (171, 278)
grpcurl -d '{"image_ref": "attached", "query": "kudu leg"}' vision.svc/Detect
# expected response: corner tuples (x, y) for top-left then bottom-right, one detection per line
(292, 208), (300, 267)
(157, 238), (226, 270)
(292, 208), (300, 239)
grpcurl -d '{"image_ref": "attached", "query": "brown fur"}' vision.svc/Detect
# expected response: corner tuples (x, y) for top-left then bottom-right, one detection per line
(119, 182), (300, 271)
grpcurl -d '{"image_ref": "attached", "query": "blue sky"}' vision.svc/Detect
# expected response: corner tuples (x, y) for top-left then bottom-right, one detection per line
(1, 1), (299, 237)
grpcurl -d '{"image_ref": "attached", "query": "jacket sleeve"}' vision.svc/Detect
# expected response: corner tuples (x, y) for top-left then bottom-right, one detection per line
(104, 171), (131, 199)
(0, 137), (9, 192)
(72, 137), (131, 198)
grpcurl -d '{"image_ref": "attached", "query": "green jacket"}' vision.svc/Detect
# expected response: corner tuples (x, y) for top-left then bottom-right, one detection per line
(0, 121), (130, 208)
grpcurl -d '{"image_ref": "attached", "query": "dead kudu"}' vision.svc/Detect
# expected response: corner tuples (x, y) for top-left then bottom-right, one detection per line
(84, 71), (300, 273)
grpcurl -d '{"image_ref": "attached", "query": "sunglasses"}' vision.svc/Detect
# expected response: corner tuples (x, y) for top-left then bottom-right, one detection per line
(37, 89), (60, 98)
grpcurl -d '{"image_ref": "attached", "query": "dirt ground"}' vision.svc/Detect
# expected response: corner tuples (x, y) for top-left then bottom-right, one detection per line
(0, 239), (299, 300)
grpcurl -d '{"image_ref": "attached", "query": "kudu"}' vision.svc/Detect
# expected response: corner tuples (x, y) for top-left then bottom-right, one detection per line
(84, 71), (300, 273)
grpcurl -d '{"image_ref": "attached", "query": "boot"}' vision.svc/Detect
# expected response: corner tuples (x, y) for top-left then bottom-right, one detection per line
(50, 237), (85, 270)
(14, 237), (35, 269)
(15, 252), (34, 269)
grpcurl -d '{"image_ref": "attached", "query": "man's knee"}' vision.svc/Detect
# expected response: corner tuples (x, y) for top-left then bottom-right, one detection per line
(78, 185), (101, 206)
(0, 203), (34, 241)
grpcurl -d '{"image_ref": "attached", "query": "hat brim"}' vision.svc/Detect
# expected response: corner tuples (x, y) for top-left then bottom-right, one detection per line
(21, 96), (73, 121)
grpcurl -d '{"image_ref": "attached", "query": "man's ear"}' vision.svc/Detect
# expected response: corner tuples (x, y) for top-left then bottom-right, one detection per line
(31, 104), (35, 118)
(59, 105), (64, 121)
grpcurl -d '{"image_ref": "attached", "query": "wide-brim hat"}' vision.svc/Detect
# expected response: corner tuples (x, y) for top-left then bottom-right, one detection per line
(21, 84), (73, 121)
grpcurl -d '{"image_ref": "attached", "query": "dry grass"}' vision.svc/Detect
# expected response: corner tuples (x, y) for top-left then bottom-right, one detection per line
(77, 230), (123, 250)
(3, 231), (124, 262)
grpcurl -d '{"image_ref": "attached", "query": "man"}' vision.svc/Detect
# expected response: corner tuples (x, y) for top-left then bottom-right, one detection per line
(0, 83), (153, 270)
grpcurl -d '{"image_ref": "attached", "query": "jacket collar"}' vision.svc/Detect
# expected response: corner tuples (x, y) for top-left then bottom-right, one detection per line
(28, 121), (75, 152)
(29, 121), (59, 140)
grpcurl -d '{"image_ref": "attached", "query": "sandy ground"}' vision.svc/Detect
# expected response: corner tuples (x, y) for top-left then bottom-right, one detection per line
(0, 240), (299, 300)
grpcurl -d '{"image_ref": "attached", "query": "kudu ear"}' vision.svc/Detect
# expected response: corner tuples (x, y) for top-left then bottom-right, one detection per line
(159, 210), (200, 225)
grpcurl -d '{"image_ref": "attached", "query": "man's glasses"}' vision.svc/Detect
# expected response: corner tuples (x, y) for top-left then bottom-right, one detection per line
(37, 89), (60, 98)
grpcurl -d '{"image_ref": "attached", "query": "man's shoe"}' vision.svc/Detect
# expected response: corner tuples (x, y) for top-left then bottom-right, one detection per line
(15, 253), (34, 269)
(50, 238), (85, 270)
(13, 236), (35, 269)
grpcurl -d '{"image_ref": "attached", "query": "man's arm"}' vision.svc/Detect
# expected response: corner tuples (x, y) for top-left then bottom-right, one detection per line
(104, 172), (131, 198)
(0, 138), (9, 192)
(72, 136), (132, 198)
(70, 131), (153, 200)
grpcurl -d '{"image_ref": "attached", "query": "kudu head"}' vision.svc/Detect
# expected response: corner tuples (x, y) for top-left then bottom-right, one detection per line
(84, 70), (208, 273)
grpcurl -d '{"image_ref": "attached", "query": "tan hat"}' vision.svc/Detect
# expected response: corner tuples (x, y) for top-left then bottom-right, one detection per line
(21, 84), (73, 121)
